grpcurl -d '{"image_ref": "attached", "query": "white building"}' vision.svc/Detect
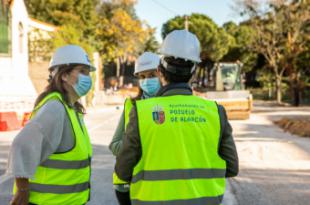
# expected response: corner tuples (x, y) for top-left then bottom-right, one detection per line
(0, 0), (55, 112)
(0, 0), (102, 111)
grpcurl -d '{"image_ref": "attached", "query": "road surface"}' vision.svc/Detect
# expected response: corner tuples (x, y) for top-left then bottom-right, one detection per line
(1, 103), (309, 205)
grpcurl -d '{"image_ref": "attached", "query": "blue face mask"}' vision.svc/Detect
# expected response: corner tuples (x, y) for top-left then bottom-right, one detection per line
(73, 74), (92, 97)
(139, 77), (160, 98)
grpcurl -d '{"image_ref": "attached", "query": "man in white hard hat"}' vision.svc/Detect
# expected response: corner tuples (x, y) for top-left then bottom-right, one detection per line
(114, 30), (239, 205)
(8, 45), (95, 205)
(110, 52), (161, 205)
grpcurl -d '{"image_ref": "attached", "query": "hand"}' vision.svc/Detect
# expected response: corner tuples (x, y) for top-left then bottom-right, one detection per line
(10, 189), (29, 205)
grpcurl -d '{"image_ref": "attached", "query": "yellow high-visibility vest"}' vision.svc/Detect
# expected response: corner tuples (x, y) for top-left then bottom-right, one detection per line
(113, 98), (133, 185)
(14, 92), (92, 205)
(131, 95), (226, 205)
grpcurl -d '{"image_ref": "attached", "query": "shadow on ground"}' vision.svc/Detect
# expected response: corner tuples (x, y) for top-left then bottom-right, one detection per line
(230, 110), (310, 205)
(230, 168), (310, 205)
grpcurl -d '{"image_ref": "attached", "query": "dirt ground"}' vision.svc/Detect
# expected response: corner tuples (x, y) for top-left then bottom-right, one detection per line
(230, 101), (310, 205)
(274, 117), (310, 137)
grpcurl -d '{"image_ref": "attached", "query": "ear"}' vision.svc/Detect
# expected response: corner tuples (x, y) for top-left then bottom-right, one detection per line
(157, 67), (165, 85)
(158, 67), (164, 78)
(61, 73), (69, 82)
(156, 66), (162, 76)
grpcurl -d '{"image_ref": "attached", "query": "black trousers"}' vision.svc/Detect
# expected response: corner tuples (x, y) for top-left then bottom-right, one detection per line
(115, 190), (131, 205)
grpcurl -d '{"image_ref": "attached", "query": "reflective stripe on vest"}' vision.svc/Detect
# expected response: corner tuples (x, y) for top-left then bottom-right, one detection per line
(132, 95), (226, 204)
(112, 98), (133, 185)
(14, 92), (92, 205)
(131, 195), (224, 205)
(40, 158), (91, 169)
(131, 168), (226, 183)
(30, 182), (89, 194)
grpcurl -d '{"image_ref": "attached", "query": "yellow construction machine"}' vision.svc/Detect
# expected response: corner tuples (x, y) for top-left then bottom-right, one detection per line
(194, 62), (252, 120)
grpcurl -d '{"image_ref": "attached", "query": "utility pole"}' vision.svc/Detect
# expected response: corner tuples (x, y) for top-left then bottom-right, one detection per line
(184, 15), (189, 30)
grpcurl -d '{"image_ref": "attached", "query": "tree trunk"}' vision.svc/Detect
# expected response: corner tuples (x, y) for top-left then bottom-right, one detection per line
(202, 67), (207, 87)
(292, 71), (302, 106)
(116, 57), (124, 88)
(116, 58), (120, 78)
(293, 86), (301, 106)
(275, 76), (282, 104)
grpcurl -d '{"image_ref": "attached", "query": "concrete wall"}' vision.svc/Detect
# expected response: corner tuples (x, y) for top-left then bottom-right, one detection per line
(28, 62), (49, 94)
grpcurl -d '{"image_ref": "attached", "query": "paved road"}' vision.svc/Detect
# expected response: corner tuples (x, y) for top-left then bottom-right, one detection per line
(2, 103), (309, 205)
(229, 105), (310, 205)
(0, 106), (122, 205)
(0, 105), (237, 205)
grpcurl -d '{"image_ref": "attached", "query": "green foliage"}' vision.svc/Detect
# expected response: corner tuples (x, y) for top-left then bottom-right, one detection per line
(222, 21), (257, 72)
(142, 28), (159, 53)
(28, 29), (53, 62)
(0, 17), (9, 54)
(0, 0), (10, 54)
(95, 1), (151, 62)
(25, 0), (98, 27)
(26, 0), (98, 55)
(236, 0), (310, 104)
(24, 0), (158, 104)
(162, 13), (235, 62)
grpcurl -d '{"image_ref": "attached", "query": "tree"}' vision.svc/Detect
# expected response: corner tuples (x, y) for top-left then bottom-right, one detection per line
(236, 1), (286, 104)
(95, 0), (151, 86)
(25, 0), (98, 57)
(222, 21), (257, 73)
(25, 0), (98, 27)
(162, 13), (235, 62)
(273, 0), (310, 105)
(237, 0), (310, 104)
(25, 0), (99, 105)
(162, 14), (235, 89)
(142, 27), (159, 53)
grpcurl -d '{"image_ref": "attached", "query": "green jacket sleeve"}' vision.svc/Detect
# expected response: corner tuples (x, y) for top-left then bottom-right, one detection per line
(115, 105), (141, 182)
(217, 105), (239, 177)
(109, 110), (125, 156)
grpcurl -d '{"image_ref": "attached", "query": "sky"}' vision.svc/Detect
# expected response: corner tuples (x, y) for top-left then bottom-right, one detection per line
(135, 0), (246, 42)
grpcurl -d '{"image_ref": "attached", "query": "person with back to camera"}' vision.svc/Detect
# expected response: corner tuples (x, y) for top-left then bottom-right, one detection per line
(114, 30), (239, 205)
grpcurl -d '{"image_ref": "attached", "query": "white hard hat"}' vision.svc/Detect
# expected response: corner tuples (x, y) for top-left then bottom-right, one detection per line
(134, 52), (160, 75)
(49, 45), (96, 71)
(160, 29), (201, 63)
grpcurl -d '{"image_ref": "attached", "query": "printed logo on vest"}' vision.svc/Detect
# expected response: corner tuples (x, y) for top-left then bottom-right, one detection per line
(152, 105), (165, 124)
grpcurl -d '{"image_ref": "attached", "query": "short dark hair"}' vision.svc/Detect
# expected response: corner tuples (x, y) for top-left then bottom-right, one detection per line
(159, 57), (195, 83)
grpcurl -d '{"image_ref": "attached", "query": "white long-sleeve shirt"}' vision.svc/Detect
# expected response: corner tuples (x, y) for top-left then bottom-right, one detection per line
(6, 100), (75, 179)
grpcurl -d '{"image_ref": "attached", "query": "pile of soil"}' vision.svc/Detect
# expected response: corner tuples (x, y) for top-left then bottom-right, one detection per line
(274, 117), (310, 137)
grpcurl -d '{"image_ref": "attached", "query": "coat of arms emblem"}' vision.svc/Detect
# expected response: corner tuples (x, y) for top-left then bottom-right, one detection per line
(152, 105), (165, 124)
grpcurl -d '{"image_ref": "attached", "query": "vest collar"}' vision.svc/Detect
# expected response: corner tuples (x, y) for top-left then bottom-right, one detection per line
(156, 83), (192, 97)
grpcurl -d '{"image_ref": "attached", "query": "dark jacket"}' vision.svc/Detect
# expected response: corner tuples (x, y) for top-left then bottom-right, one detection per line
(115, 83), (239, 182)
